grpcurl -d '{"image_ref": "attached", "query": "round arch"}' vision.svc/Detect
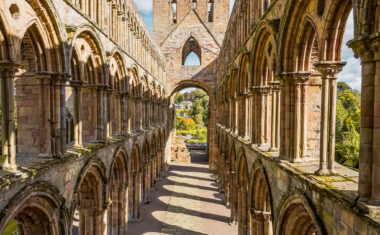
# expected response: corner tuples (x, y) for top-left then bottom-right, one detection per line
(169, 79), (217, 168)
(237, 148), (250, 234)
(0, 182), (68, 235)
(275, 191), (325, 235)
(249, 160), (274, 235)
(72, 157), (107, 235)
(107, 147), (129, 234)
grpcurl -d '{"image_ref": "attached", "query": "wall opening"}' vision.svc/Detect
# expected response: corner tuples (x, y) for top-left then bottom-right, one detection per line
(182, 37), (201, 66)
(172, 88), (210, 163)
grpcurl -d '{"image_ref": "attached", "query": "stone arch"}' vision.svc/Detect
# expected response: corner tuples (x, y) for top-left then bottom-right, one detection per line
(72, 157), (107, 235)
(107, 147), (129, 234)
(228, 142), (238, 225)
(249, 160), (274, 235)
(277, 0), (319, 72)
(141, 139), (150, 203)
(129, 65), (140, 131)
(296, 17), (321, 72)
(321, 0), (353, 61)
(67, 28), (106, 146)
(236, 53), (251, 139)
(237, 148), (249, 234)
(1, 0), (65, 71)
(182, 36), (201, 66)
(109, 50), (127, 135)
(0, 182), (68, 235)
(129, 143), (141, 221)
(275, 192), (324, 235)
(69, 25), (106, 73)
(0, 10), (11, 61)
(250, 23), (277, 148)
(169, 79), (217, 168)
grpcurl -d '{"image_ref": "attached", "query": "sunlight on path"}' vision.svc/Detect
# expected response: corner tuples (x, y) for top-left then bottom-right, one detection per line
(127, 150), (237, 235)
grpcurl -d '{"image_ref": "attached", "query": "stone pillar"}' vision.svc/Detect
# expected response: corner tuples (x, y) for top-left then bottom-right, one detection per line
(255, 86), (271, 148)
(348, 38), (380, 203)
(97, 86), (105, 140)
(106, 88), (112, 137)
(279, 72), (311, 162)
(314, 62), (346, 175)
(269, 81), (280, 151)
(59, 74), (69, 154)
(137, 97), (143, 131)
(71, 81), (83, 147)
(0, 62), (19, 171)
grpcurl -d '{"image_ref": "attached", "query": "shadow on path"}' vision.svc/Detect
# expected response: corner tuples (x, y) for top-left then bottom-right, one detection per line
(127, 149), (236, 235)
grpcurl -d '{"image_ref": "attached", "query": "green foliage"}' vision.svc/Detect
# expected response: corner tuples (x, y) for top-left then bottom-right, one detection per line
(175, 116), (184, 130)
(335, 82), (361, 169)
(194, 127), (207, 142)
(191, 89), (207, 99)
(174, 93), (185, 104)
(336, 128), (360, 168)
(177, 129), (195, 136)
(2, 219), (18, 235)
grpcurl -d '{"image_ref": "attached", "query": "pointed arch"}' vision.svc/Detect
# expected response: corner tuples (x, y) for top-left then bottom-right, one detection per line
(182, 36), (202, 66)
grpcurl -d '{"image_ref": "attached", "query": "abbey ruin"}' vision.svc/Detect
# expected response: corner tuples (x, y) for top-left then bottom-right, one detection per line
(0, 0), (379, 234)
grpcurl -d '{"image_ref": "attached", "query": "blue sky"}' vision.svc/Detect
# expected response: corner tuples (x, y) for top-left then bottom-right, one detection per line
(133, 0), (361, 90)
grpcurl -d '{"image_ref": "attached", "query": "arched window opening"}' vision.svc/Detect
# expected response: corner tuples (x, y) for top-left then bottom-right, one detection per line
(263, 0), (270, 12)
(171, 0), (177, 24)
(184, 52), (201, 66)
(208, 0), (214, 22)
(193, 0), (197, 9)
(182, 37), (201, 66)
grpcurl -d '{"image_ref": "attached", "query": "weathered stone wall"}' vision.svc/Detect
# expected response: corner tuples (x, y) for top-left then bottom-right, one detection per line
(0, 0), (170, 234)
(215, 0), (380, 234)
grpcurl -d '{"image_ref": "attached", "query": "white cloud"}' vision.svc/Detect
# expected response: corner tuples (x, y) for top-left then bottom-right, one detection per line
(133, 0), (153, 13)
(338, 11), (362, 91)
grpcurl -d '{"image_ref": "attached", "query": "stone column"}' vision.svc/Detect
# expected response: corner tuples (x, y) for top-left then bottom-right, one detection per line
(279, 72), (311, 162)
(269, 81), (280, 151)
(137, 96), (143, 131)
(59, 74), (70, 154)
(97, 85), (105, 140)
(256, 87), (271, 148)
(314, 62), (346, 175)
(106, 88), (112, 137)
(70, 81), (83, 147)
(52, 74), (68, 157)
(0, 62), (19, 171)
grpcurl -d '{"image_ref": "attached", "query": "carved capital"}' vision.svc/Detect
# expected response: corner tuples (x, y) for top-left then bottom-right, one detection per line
(269, 81), (280, 91)
(0, 61), (20, 78)
(314, 61), (346, 80)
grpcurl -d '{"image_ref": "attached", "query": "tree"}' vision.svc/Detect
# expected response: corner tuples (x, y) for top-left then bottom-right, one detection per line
(337, 81), (351, 93)
(335, 82), (361, 169)
(181, 118), (195, 131)
(190, 99), (204, 119)
(191, 89), (206, 99)
(174, 93), (185, 104)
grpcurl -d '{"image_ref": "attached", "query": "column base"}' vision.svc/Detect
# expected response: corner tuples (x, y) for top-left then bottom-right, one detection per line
(229, 219), (238, 226)
(315, 168), (335, 176)
(269, 147), (279, 152)
(143, 199), (151, 204)
(129, 216), (142, 222)
(1, 163), (18, 171)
